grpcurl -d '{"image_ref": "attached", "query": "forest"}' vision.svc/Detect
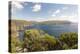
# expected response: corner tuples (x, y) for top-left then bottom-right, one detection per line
(10, 29), (78, 53)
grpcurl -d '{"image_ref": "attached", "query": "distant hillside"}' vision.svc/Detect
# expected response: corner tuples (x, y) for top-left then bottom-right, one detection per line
(39, 20), (72, 25)
(10, 19), (75, 31)
(11, 20), (73, 26)
(11, 19), (33, 26)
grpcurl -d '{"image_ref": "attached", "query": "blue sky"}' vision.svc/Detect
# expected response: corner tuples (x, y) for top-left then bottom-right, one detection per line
(12, 1), (78, 22)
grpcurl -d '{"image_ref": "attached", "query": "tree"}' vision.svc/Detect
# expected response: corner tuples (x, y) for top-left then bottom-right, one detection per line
(42, 34), (62, 50)
(23, 29), (44, 52)
(11, 36), (21, 52)
(59, 32), (78, 49)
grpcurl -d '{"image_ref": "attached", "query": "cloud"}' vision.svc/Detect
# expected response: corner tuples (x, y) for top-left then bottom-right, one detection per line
(24, 17), (44, 22)
(12, 1), (24, 9)
(31, 2), (41, 4)
(51, 9), (60, 17)
(52, 14), (56, 17)
(61, 15), (78, 22)
(62, 7), (68, 10)
(40, 15), (77, 22)
(24, 15), (78, 22)
(11, 1), (25, 14)
(23, 2), (28, 5)
(54, 9), (60, 14)
(51, 15), (78, 22)
(32, 4), (41, 12)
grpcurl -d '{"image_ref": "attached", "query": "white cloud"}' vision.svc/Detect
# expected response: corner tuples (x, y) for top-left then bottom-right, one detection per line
(51, 9), (60, 17)
(32, 4), (41, 12)
(54, 9), (60, 14)
(51, 15), (78, 22)
(62, 7), (68, 10)
(39, 15), (78, 22)
(52, 14), (56, 17)
(12, 1), (24, 9)
(11, 1), (25, 14)
(25, 17), (44, 22)
(31, 2), (41, 4)
(24, 2), (28, 5)
(24, 15), (78, 22)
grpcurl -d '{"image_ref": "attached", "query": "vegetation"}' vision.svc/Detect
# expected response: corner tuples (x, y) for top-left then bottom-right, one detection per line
(11, 36), (21, 52)
(10, 28), (78, 52)
(10, 20), (78, 53)
(22, 29), (62, 52)
(39, 20), (71, 25)
(59, 32), (78, 49)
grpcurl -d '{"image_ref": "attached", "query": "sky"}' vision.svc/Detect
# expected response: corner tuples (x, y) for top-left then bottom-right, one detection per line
(11, 1), (78, 22)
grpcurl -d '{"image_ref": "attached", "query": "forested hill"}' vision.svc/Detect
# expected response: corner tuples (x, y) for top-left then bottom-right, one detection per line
(10, 19), (74, 31)
(11, 19), (33, 26)
(11, 19), (73, 25)
(39, 20), (72, 25)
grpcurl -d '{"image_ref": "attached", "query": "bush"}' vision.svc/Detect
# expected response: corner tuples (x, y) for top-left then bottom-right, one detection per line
(12, 29), (78, 52)
(59, 32), (78, 49)
(11, 36), (21, 52)
(23, 29), (62, 51)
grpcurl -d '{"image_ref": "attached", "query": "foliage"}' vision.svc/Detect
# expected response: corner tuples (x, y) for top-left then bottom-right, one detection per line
(41, 34), (60, 50)
(11, 28), (78, 52)
(11, 36), (21, 53)
(59, 32), (78, 49)
(22, 29), (63, 52)
(10, 20), (78, 52)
